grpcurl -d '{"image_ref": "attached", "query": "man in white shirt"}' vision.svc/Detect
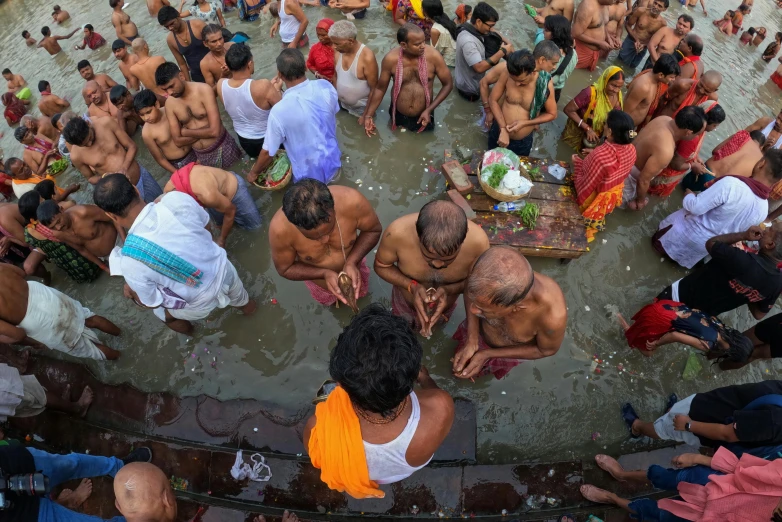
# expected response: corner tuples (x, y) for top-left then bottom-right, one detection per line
(653, 149), (782, 269)
(247, 49), (341, 186)
(94, 173), (256, 335)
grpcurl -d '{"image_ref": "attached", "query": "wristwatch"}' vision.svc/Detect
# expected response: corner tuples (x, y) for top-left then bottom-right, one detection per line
(685, 422), (692, 432)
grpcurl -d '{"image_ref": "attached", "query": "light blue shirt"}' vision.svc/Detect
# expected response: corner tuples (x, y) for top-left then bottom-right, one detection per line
(263, 79), (342, 184)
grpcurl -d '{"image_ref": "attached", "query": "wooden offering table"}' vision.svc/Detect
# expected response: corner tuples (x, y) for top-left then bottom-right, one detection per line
(442, 150), (588, 260)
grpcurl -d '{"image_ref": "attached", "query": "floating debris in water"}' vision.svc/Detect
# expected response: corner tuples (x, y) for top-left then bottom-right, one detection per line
(626, 266), (631, 271)
(602, 239), (607, 244)
(501, 509), (508, 516)
(591, 432), (601, 440)
(411, 505), (420, 515)
(584, 305), (590, 311)
(547, 469), (555, 477)
(501, 391), (506, 395)
(253, 428), (258, 432)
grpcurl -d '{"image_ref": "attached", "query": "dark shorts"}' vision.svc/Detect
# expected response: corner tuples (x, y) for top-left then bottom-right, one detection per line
(457, 88), (480, 102)
(754, 313), (782, 357)
(282, 33), (309, 48)
(641, 56), (654, 71)
(237, 135), (265, 158)
(487, 121), (533, 156)
(554, 88), (562, 103)
(351, 8), (367, 18)
(189, 67), (206, 83)
(657, 285), (673, 301)
(393, 106), (435, 132)
(618, 36), (648, 68)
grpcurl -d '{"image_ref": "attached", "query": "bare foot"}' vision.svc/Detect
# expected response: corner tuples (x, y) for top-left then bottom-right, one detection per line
(616, 313), (630, 331)
(595, 454), (626, 481)
(57, 479), (92, 509)
(240, 299), (257, 316)
(282, 511), (299, 522)
(580, 484), (616, 504)
(76, 386), (94, 417)
(61, 384), (72, 401)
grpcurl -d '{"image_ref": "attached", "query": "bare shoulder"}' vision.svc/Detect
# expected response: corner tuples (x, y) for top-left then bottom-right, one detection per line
(384, 213), (416, 238)
(331, 184), (369, 207)
(269, 207), (293, 238)
(465, 220), (490, 249)
(417, 388), (455, 421)
(382, 48), (400, 68)
(191, 81), (215, 97)
(535, 272), (567, 315)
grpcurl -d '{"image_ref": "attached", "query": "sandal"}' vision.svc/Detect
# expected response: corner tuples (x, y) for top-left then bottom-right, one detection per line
(621, 402), (640, 438)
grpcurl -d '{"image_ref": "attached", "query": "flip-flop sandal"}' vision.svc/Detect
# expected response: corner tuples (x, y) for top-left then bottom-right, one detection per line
(621, 402), (640, 438)
(665, 393), (679, 413)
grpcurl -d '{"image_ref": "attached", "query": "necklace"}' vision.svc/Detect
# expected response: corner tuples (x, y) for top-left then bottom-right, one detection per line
(354, 396), (408, 425)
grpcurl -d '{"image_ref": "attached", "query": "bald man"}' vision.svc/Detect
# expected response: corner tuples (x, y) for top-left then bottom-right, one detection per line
(654, 70), (721, 118)
(451, 246), (567, 380)
(128, 39), (167, 99)
(676, 33), (703, 80)
(114, 462), (176, 522)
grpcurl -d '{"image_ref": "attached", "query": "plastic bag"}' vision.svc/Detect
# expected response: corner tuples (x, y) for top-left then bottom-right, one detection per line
(482, 148), (520, 171)
(682, 352), (702, 381)
(549, 164), (567, 181)
(230, 450), (272, 482)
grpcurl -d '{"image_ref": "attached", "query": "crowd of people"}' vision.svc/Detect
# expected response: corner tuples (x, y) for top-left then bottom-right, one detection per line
(0, 0), (782, 519)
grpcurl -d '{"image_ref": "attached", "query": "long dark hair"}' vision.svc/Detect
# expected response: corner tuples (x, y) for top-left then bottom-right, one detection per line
(711, 326), (753, 363)
(606, 110), (635, 145)
(544, 14), (573, 51)
(423, 0), (457, 39)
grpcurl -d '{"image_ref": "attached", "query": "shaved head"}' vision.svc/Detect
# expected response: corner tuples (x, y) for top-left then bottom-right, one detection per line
(416, 200), (468, 257)
(114, 463), (177, 522)
(702, 70), (722, 89)
(467, 246), (533, 307)
(131, 38), (148, 54)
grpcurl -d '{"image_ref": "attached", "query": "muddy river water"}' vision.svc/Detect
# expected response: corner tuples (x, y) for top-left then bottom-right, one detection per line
(1, 0), (780, 463)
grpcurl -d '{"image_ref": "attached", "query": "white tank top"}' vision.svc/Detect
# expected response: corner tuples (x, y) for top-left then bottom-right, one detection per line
(363, 392), (431, 484)
(220, 79), (269, 139)
(336, 44), (371, 117)
(279, 0), (300, 44)
(762, 119), (782, 150)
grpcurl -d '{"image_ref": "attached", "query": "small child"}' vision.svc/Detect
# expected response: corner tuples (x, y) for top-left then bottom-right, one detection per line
(306, 19), (336, 80)
(763, 32), (782, 61)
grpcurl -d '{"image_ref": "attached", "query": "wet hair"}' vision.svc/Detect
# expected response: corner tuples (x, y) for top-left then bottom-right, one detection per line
(93, 173), (141, 217)
(36, 199), (62, 226)
(62, 117), (90, 146)
(471, 1), (498, 24)
(225, 42), (252, 71)
(38, 80), (50, 93)
(328, 20), (358, 40)
(35, 179), (57, 200)
(763, 148), (782, 180)
(41, 27), (51, 36)
(77, 59), (91, 71)
(50, 113), (62, 128)
(606, 110), (635, 145)
(683, 34), (703, 56)
(282, 179), (334, 229)
(657, 0), (670, 7)
(416, 200), (469, 256)
(674, 105), (706, 133)
(112, 39), (127, 51)
(711, 326), (753, 363)
(109, 85), (128, 105)
(13, 126), (29, 143)
(132, 88), (158, 112)
(747, 27), (756, 36)
(329, 304), (422, 416)
(397, 23), (424, 44)
(738, 3), (749, 12)
(533, 40), (560, 62)
(155, 62), (181, 86)
(678, 14), (694, 29)
(544, 15), (573, 51)
(6, 158), (23, 173)
(268, 3), (278, 17)
(777, 31), (782, 41)
(109, 0), (122, 7)
(18, 191), (41, 224)
(84, 24), (94, 32)
(1, 69), (10, 75)
(157, 5), (180, 25)
(422, 0), (457, 39)
(202, 23), (223, 40)
(706, 104), (725, 126)
(22, 31), (30, 38)
(276, 48), (306, 81)
(652, 53), (680, 76)
(506, 49), (536, 76)
(467, 246), (534, 307)
(750, 129), (766, 145)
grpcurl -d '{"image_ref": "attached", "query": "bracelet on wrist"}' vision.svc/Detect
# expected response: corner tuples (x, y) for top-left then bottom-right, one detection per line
(407, 279), (419, 294)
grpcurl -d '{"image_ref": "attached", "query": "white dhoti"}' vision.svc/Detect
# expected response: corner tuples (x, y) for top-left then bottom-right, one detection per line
(0, 364), (47, 421)
(18, 281), (106, 360)
(152, 260), (249, 322)
(621, 166), (641, 208)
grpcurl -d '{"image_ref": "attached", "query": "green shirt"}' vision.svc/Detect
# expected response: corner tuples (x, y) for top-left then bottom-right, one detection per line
(553, 49), (578, 91)
(24, 228), (101, 283)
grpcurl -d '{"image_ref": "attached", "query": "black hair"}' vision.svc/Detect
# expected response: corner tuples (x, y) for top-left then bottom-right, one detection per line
(41, 27), (51, 36)
(36, 199), (62, 226)
(678, 13), (694, 28)
(657, 0), (670, 8)
(6, 157), (23, 172)
(14, 126), (29, 143)
(544, 14), (573, 50)
(329, 304), (422, 416)
(606, 110), (635, 145)
(471, 1), (498, 24)
(674, 105), (706, 133)
(202, 23), (223, 40)
(157, 5), (180, 24)
(18, 191), (41, 224)
(750, 129), (766, 145)
(1, 69), (10, 75)
(109, 0), (122, 7)
(112, 39), (127, 51)
(684, 34), (703, 56)
(62, 117), (90, 146)
(282, 178), (334, 230)
(109, 85), (128, 105)
(738, 3), (749, 12)
(226, 43), (253, 72)
(35, 179), (57, 200)
(416, 200), (468, 256)
(22, 31), (30, 38)
(155, 62), (181, 86)
(652, 53), (680, 76)
(764, 148), (782, 180)
(506, 49), (536, 76)
(422, 0), (457, 39)
(397, 23), (424, 44)
(711, 326), (753, 363)
(84, 24), (94, 32)
(132, 89), (158, 112)
(93, 173), (141, 217)
(777, 31), (782, 41)
(50, 113), (62, 128)
(747, 27), (756, 36)
(608, 69), (624, 83)
(38, 80), (50, 93)
(77, 59), (91, 71)
(706, 104), (725, 126)
(276, 48), (306, 81)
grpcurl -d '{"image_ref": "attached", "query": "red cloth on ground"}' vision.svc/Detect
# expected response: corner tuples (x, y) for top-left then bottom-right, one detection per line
(390, 285), (458, 333)
(170, 162), (201, 205)
(2, 92), (26, 124)
(711, 130), (750, 161)
(772, 71), (782, 89)
(452, 320), (521, 380)
(306, 42), (336, 80)
(573, 141), (637, 205)
(574, 39), (600, 71)
(304, 258), (370, 306)
(624, 300), (680, 352)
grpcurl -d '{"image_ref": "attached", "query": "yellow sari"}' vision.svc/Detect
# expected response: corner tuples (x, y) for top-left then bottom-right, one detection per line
(562, 66), (624, 152)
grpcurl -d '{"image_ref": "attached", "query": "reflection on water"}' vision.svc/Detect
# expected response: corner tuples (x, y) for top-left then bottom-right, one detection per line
(1, 0), (780, 463)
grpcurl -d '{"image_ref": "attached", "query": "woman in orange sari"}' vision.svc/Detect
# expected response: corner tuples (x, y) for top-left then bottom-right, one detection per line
(573, 110), (637, 242)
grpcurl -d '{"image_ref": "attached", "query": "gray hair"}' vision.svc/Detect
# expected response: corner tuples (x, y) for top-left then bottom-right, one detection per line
(329, 20), (358, 40)
(533, 40), (561, 62)
(467, 246), (534, 307)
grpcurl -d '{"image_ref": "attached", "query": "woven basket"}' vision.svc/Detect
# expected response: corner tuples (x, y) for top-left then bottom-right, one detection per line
(253, 153), (292, 191)
(478, 162), (531, 202)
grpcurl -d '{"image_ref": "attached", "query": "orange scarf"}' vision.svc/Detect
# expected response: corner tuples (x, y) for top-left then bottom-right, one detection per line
(307, 386), (384, 499)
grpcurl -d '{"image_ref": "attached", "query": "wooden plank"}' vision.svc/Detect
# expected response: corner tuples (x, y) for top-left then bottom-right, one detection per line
(468, 150), (572, 186)
(474, 212), (588, 257)
(447, 189), (477, 219)
(464, 192), (582, 219)
(442, 160), (474, 195)
(467, 175), (577, 202)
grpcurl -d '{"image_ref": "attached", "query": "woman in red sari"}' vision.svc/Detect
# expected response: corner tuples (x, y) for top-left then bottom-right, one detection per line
(2, 92), (27, 126)
(306, 19), (336, 80)
(572, 110), (636, 242)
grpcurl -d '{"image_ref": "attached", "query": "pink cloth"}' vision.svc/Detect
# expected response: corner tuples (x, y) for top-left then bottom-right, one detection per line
(390, 284), (458, 332)
(452, 319), (521, 380)
(304, 258), (370, 306)
(391, 50), (429, 130)
(659, 447), (782, 521)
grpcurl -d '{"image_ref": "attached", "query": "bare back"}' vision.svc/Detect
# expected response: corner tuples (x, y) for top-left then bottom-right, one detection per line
(129, 56), (167, 93)
(40, 36), (63, 55)
(707, 139), (763, 177)
(189, 165), (239, 203)
(623, 71), (658, 126)
(633, 115), (676, 172)
(0, 264), (30, 325)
